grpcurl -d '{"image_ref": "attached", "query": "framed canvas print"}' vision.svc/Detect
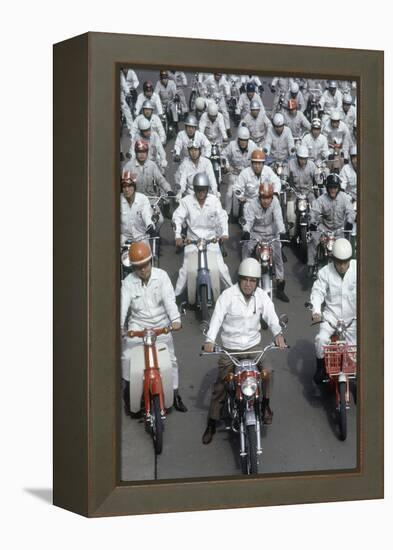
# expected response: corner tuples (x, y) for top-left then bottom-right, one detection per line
(53, 32), (383, 517)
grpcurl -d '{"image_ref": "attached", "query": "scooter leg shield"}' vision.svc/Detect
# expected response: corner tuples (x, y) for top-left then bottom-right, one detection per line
(186, 248), (198, 305)
(154, 344), (173, 409)
(206, 249), (220, 302)
(128, 346), (145, 413)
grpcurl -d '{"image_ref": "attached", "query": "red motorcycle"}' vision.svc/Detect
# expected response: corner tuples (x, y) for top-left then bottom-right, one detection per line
(307, 307), (357, 441)
(125, 325), (176, 454)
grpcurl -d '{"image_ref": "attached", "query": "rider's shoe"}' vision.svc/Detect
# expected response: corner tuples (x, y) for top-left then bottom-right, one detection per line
(202, 419), (216, 444)
(313, 358), (326, 385)
(173, 390), (188, 412)
(261, 398), (273, 424)
(276, 280), (290, 302)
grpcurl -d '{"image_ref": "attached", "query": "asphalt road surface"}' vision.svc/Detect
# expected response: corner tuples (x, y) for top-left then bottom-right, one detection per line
(120, 70), (357, 481)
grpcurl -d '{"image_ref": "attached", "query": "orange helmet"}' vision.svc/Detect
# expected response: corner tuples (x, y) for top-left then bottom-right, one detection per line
(128, 242), (152, 266)
(288, 98), (298, 110)
(121, 170), (137, 187)
(258, 182), (274, 198)
(251, 149), (266, 163)
(134, 139), (149, 153)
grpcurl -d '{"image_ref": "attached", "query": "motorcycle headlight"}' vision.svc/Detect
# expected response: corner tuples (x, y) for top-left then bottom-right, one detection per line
(197, 239), (206, 252)
(261, 252), (270, 262)
(241, 377), (258, 398)
(297, 199), (307, 212)
(327, 238), (334, 252)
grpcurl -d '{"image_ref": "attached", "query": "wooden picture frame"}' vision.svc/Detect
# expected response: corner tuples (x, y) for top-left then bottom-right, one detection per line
(53, 32), (383, 517)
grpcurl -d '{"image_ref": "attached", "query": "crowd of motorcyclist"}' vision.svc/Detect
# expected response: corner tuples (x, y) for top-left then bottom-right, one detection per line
(119, 68), (357, 444)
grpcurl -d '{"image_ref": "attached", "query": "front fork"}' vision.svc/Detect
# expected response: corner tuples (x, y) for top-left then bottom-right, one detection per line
(239, 401), (263, 457)
(335, 374), (350, 410)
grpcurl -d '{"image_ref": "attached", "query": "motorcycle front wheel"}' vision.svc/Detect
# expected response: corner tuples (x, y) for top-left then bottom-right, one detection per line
(240, 425), (259, 475)
(299, 225), (308, 263)
(151, 394), (163, 454)
(189, 90), (197, 111)
(338, 381), (347, 441)
(199, 284), (209, 323)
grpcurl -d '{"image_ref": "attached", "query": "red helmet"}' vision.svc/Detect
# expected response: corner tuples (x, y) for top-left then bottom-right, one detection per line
(251, 149), (266, 163)
(129, 242), (152, 266)
(134, 139), (149, 153)
(288, 98), (298, 110)
(258, 182), (274, 198)
(121, 170), (137, 186)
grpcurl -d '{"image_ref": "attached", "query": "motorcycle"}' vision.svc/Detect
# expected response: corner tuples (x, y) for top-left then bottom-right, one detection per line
(306, 305), (357, 441)
(314, 160), (329, 196)
(201, 315), (288, 474)
(210, 142), (223, 190)
(285, 186), (311, 261)
(188, 73), (205, 112)
(125, 325), (176, 454)
(327, 136), (345, 174)
(313, 228), (352, 277)
(304, 88), (323, 122)
(271, 159), (290, 231)
(228, 78), (241, 126)
(161, 95), (182, 140)
(184, 237), (220, 323)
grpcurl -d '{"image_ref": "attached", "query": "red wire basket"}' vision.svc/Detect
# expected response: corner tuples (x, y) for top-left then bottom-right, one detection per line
(323, 344), (357, 376)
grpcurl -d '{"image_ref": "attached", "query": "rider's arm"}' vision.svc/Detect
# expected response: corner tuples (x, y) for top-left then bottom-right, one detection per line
(140, 195), (154, 228)
(154, 115), (166, 144)
(153, 163), (171, 194)
(198, 113), (207, 134)
(233, 168), (246, 198)
(260, 292), (282, 338)
(216, 199), (229, 236)
(310, 268), (329, 315)
(218, 113), (228, 141)
(161, 271), (181, 325)
(199, 132), (212, 158)
(154, 92), (163, 116)
(173, 131), (184, 156)
(205, 294), (227, 344)
(171, 200), (187, 238)
(273, 197), (286, 234)
(309, 196), (323, 227)
(343, 192), (356, 225)
(205, 160), (218, 196)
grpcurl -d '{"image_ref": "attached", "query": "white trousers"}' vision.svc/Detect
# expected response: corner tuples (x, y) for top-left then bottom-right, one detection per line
(315, 320), (357, 359)
(121, 332), (179, 388)
(175, 242), (232, 296)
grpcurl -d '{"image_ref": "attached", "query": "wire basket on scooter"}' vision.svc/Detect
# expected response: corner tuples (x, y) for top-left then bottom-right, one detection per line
(323, 344), (357, 376)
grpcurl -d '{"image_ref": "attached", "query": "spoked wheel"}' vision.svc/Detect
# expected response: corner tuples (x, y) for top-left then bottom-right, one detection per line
(200, 284), (209, 323)
(338, 381), (347, 441)
(240, 426), (259, 475)
(151, 394), (163, 454)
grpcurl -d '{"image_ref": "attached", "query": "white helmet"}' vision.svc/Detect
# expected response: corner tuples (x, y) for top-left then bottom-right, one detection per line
(332, 238), (352, 261)
(343, 94), (353, 105)
(238, 258), (261, 279)
(349, 145), (357, 156)
(138, 117), (151, 131)
(296, 145), (309, 159)
(273, 113), (285, 127)
(330, 110), (341, 122)
(195, 97), (206, 111)
(328, 80), (338, 89)
(237, 127), (250, 140)
(250, 99), (261, 110)
(290, 82), (299, 94)
(207, 102), (219, 117)
(311, 117), (322, 129)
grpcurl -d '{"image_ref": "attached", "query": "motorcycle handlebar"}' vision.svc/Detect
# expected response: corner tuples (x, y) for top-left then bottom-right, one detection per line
(126, 325), (173, 338)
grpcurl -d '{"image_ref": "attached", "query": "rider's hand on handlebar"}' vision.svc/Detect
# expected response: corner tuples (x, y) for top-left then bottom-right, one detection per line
(312, 313), (322, 323)
(171, 321), (182, 331)
(175, 238), (184, 248)
(241, 231), (250, 241)
(220, 235), (229, 242)
(274, 333), (287, 349)
(203, 342), (215, 352)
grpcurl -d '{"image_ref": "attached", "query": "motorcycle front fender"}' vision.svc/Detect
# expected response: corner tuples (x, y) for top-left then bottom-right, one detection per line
(245, 403), (257, 426)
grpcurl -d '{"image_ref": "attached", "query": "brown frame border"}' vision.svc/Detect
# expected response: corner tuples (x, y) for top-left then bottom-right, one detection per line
(53, 32), (383, 517)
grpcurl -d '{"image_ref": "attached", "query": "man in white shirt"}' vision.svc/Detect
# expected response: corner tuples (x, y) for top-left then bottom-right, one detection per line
(301, 118), (329, 162)
(177, 139), (218, 198)
(173, 114), (211, 163)
(121, 241), (187, 413)
(339, 146), (357, 199)
(120, 171), (155, 246)
(309, 239), (356, 384)
(201, 258), (286, 443)
(233, 149), (281, 203)
(199, 102), (228, 145)
(134, 80), (163, 116)
(172, 173), (232, 297)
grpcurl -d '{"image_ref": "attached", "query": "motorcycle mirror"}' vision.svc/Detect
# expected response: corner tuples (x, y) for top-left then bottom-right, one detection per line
(238, 216), (246, 226)
(304, 301), (313, 310)
(279, 314), (289, 327)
